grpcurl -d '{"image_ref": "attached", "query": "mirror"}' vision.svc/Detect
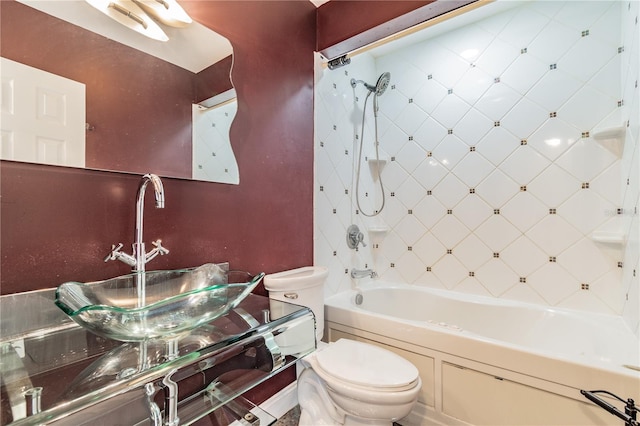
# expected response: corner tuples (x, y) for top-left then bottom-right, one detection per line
(0, 0), (239, 184)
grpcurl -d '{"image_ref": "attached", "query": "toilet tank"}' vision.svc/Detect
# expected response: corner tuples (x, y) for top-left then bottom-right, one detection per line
(264, 266), (328, 341)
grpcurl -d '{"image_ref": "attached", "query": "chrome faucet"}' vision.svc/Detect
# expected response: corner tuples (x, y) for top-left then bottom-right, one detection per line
(105, 173), (169, 273)
(350, 268), (377, 279)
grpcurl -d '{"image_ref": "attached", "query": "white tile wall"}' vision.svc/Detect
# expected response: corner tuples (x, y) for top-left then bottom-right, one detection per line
(314, 0), (640, 335)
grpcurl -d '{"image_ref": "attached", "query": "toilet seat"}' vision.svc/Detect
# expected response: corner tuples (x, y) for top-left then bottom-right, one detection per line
(298, 339), (422, 424)
(314, 339), (419, 391)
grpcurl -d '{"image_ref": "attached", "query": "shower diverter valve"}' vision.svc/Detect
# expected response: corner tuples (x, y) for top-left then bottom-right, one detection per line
(347, 224), (366, 249)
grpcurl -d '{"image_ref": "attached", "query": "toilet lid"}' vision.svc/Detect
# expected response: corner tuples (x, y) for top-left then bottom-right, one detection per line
(315, 339), (419, 389)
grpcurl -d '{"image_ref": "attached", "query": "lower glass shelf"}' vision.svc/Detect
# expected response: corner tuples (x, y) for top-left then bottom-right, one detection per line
(178, 390), (276, 426)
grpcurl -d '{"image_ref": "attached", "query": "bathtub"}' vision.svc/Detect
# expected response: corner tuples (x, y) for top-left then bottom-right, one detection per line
(324, 281), (640, 426)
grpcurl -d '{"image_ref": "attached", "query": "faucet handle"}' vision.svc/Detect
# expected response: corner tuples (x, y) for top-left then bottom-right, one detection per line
(347, 224), (367, 249)
(105, 243), (137, 266)
(104, 243), (124, 262)
(151, 239), (169, 255)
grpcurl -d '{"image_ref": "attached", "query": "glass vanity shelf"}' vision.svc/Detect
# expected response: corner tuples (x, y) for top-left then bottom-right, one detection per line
(1, 290), (316, 425)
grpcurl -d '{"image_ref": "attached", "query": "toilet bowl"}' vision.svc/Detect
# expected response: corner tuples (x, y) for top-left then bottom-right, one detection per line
(297, 339), (421, 426)
(264, 267), (421, 425)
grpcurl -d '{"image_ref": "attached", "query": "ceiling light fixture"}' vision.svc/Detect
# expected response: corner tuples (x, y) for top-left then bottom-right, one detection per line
(85, 0), (169, 41)
(133, 0), (192, 27)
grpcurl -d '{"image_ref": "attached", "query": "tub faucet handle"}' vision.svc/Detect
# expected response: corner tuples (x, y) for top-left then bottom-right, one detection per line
(347, 224), (367, 249)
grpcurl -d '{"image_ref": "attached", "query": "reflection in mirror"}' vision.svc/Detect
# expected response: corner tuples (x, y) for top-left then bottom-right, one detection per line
(0, 0), (239, 184)
(193, 89), (239, 184)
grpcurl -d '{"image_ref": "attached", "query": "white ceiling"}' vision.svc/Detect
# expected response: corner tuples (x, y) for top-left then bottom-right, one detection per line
(17, 0), (232, 73)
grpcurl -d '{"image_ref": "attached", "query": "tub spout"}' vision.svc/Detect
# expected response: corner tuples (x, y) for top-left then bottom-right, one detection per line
(350, 268), (377, 279)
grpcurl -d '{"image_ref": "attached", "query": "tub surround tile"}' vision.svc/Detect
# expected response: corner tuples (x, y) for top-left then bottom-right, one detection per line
(315, 0), (639, 335)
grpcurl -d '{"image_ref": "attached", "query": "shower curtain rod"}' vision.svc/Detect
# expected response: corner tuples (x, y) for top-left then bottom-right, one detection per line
(320, 0), (492, 68)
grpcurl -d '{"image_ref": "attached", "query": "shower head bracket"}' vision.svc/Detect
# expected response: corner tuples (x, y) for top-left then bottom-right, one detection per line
(350, 73), (391, 96)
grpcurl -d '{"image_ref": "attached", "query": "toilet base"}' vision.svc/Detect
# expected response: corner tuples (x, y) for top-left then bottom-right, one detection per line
(297, 368), (410, 426)
(299, 407), (397, 426)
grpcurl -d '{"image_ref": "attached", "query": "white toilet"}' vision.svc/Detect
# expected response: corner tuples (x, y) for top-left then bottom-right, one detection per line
(264, 267), (422, 426)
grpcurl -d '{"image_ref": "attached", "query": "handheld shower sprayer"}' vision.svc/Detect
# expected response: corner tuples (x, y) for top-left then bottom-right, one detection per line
(350, 72), (391, 217)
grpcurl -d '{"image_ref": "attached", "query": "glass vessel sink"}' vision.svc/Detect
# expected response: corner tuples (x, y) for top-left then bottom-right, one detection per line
(54, 263), (264, 342)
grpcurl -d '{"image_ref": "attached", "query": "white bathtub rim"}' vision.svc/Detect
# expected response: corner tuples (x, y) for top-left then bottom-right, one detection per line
(349, 280), (633, 324)
(344, 279), (637, 337)
(325, 281), (640, 378)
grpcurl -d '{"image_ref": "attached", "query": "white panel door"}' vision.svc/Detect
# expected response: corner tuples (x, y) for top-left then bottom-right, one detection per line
(1, 57), (85, 167)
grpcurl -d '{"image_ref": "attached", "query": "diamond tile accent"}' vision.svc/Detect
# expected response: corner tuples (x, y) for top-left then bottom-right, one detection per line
(501, 53), (548, 95)
(396, 103), (428, 136)
(432, 254), (468, 289)
(475, 215), (521, 252)
(528, 118), (580, 161)
(559, 237), (612, 283)
(498, 6), (549, 49)
(501, 98), (549, 138)
(475, 82), (522, 121)
(396, 141), (427, 174)
(559, 189), (612, 235)
(500, 145), (550, 184)
(527, 69), (583, 111)
(432, 214), (470, 248)
(476, 127), (520, 166)
(556, 139), (617, 181)
(475, 169), (519, 207)
(528, 263), (578, 305)
(455, 67), (494, 105)
(453, 194), (493, 230)
(501, 236), (548, 276)
(558, 85), (618, 130)
(433, 173), (468, 208)
(432, 134), (469, 170)
(475, 258), (519, 296)
(527, 164), (579, 206)
(501, 192), (548, 232)
(454, 109), (495, 146)
(527, 215), (582, 254)
(453, 153), (495, 187)
(431, 94), (471, 129)
(396, 176), (427, 208)
(559, 34), (617, 84)
(475, 37), (520, 77)
(527, 20), (580, 64)
(414, 233), (447, 266)
(395, 214), (427, 246)
(454, 234), (493, 271)
(412, 157), (448, 190)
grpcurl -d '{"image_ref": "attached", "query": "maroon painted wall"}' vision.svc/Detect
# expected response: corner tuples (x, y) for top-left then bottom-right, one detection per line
(1, 0), (316, 295)
(1, 0), (315, 409)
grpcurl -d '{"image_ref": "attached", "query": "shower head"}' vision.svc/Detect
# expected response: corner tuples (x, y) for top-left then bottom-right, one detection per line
(373, 72), (391, 96)
(350, 72), (391, 96)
